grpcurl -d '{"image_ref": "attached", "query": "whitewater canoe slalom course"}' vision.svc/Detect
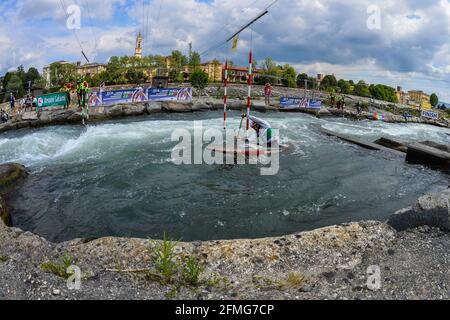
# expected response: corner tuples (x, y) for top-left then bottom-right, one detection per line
(1, 110), (449, 242)
(1, 0), (450, 302)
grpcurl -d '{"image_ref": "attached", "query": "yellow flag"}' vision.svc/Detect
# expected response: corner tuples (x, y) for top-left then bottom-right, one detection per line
(231, 35), (239, 52)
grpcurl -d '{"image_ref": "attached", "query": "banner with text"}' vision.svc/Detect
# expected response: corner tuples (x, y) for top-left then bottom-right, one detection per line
(37, 92), (67, 109)
(280, 97), (322, 110)
(147, 88), (193, 102)
(88, 88), (147, 107)
(88, 87), (193, 107)
(421, 110), (439, 120)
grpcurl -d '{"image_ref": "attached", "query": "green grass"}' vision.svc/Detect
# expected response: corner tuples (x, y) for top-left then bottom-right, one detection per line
(148, 233), (229, 296)
(283, 272), (306, 289)
(151, 233), (179, 284)
(182, 256), (205, 287)
(40, 253), (74, 279)
(0, 255), (9, 263)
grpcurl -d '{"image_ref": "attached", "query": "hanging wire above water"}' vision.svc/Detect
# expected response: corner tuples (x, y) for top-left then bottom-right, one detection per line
(199, 0), (279, 58)
(58, 0), (89, 62)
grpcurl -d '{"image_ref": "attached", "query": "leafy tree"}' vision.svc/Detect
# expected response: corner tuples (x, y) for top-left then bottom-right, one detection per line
(320, 75), (338, 90)
(5, 74), (24, 97)
(189, 51), (201, 71)
(22, 67), (42, 92)
(337, 79), (350, 94)
(430, 93), (439, 108)
(16, 65), (26, 83)
(153, 55), (167, 70)
(252, 59), (258, 71)
(126, 69), (145, 85)
(169, 50), (188, 81)
(25, 67), (41, 84)
(190, 69), (209, 98)
(282, 64), (297, 88)
(87, 72), (108, 87)
(296, 73), (308, 88)
(369, 84), (398, 103)
(49, 62), (77, 88)
(33, 77), (47, 90)
(354, 80), (371, 97)
(261, 57), (277, 73)
(256, 57), (282, 85)
(261, 57), (282, 78)
(2, 72), (13, 91)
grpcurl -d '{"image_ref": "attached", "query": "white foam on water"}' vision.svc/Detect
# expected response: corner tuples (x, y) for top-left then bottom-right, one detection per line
(1, 115), (449, 168)
(322, 120), (450, 144)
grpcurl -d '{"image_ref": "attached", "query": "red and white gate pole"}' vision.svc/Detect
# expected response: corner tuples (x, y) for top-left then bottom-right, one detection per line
(223, 60), (228, 130)
(246, 50), (253, 131)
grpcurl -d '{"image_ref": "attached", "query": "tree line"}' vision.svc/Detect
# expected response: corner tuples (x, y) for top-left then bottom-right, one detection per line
(1, 66), (46, 102)
(1, 55), (441, 107)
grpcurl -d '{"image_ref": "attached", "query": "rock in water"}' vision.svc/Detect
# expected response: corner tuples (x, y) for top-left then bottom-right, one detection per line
(406, 143), (450, 167)
(387, 189), (450, 231)
(0, 195), (11, 227)
(161, 102), (193, 112)
(0, 163), (28, 194)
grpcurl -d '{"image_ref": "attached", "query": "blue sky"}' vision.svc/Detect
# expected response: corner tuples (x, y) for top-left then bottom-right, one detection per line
(1, 0), (450, 102)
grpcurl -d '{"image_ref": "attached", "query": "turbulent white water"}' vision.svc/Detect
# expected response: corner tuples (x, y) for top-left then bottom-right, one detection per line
(1, 112), (449, 242)
(322, 120), (450, 144)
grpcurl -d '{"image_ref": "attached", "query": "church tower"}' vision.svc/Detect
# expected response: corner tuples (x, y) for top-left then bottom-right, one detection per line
(134, 33), (143, 58)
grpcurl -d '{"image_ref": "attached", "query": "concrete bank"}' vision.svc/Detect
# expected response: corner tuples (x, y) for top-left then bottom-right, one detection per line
(1, 96), (449, 134)
(0, 163), (449, 300)
(0, 100), (277, 134)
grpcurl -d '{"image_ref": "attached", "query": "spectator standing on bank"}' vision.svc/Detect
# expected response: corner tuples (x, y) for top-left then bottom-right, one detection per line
(264, 83), (273, 106)
(9, 93), (15, 114)
(64, 83), (72, 109)
(76, 80), (82, 109)
(32, 95), (37, 110)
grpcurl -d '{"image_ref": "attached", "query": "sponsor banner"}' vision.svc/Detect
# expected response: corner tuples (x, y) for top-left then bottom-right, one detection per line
(89, 88), (147, 107)
(308, 100), (323, 109)
(37, 92), (67, 109)
(421, 110), (439, 120)
(147, 87), (193, 102)
(88, 87), (193, 107)
(280, 97), (322, 110)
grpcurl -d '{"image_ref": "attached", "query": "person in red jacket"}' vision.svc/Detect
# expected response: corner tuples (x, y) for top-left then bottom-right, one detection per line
(264, 83), (273, 106)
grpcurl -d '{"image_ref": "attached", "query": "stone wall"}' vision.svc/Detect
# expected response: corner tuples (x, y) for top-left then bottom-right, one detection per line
(0, 161), (449, 299)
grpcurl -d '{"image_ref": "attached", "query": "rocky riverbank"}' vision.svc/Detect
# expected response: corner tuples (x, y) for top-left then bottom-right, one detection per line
(1, 98), (448, 135)
(0, 163), (449, 300)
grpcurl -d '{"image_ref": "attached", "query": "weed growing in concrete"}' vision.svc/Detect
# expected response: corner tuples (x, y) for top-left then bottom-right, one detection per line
(41, 253), (74, 279)
(182, 256), (205, 287)
(151, 233), (178, 284)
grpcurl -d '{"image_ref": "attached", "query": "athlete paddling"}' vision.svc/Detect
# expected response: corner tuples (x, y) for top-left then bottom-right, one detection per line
(241, 114), (276, 148)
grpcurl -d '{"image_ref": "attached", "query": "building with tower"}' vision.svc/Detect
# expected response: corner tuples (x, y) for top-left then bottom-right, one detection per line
(135, 33), (143, 59)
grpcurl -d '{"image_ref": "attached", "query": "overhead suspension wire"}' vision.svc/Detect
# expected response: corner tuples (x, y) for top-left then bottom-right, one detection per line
(82, 0), (98, 62)
(200, 0), (279, 58)
(145, 0), (150, 48)
(142, 0), (145, 36)
(148, 0), (165, 54)
(217, 0), (278, 131)
(58, 0), (90, 62)
(196, 0), (263, 55)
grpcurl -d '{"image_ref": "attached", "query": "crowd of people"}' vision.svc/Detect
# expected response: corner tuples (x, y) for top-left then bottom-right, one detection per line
(20, 94), (38, 111)
(1, 78), (91, 124)
(5, 92), (37, 117)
